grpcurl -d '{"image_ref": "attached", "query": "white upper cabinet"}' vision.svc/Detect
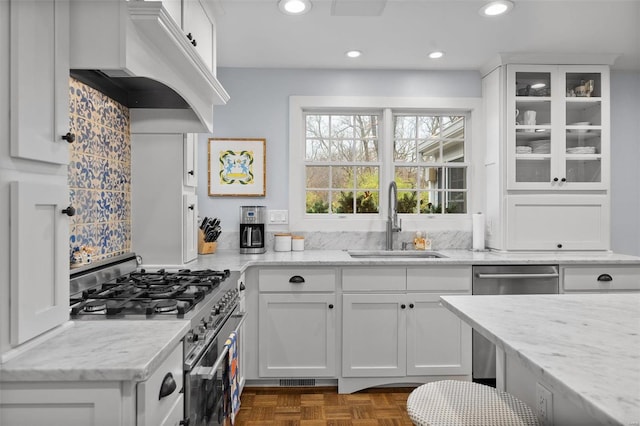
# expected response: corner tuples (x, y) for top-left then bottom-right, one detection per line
(507, 65), (610, 190)
(10, 0), (71, 164)
(183, 0), (214, 72)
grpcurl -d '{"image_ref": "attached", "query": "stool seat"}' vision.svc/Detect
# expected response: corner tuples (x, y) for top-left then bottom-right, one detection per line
(406, 380), (539, 426)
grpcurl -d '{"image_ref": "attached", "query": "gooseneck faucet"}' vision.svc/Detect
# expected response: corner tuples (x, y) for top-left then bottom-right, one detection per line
(386, 181), (402, 250)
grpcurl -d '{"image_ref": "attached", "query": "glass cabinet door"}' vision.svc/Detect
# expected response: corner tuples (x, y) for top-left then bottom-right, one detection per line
(563, 69), (604, 185)
(511, 69), (553, 185)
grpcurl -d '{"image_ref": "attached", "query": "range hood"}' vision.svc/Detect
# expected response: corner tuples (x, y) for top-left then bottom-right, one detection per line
(69, 0), (229, 133)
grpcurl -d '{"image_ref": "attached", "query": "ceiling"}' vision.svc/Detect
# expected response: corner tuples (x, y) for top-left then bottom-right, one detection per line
(212, 0), (640, 71)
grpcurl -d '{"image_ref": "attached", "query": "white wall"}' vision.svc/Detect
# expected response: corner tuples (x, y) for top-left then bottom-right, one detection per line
(610, 71), (640, 256)
(199, 67), (640, 256)
(198, 68), (482, 237)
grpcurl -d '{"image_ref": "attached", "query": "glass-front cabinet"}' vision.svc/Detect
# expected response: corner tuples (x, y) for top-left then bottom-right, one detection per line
(507, 65), (609, 190)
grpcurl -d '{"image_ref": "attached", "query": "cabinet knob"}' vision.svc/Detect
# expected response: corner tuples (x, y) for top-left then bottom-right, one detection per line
(289, 275), (305, 284)
(188, 204), (195, 210)
(186, 32), (193, 40)
(191, 39), (197, 47)
(409, 303), (415, 309)
(188, 170), (195, 176)
(400, 304), (406, 309)
(553, 177), (559, 182)
(61, 132), (76, 143)
(61, 205), (76, 217)
(561, 177), (567, 182)
(557, 243), (563, 249)
(328, 304), (334, 309)
(597, 273), (613, 282)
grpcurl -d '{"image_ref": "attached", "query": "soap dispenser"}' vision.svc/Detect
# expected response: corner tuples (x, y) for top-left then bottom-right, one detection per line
(414, 231), (426, 250)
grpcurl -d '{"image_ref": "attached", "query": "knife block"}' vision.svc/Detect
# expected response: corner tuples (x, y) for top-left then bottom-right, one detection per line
(198, 229), (217, 255)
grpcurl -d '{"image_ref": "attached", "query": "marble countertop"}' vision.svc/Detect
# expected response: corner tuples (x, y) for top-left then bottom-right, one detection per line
(440, 294), (640, 426)
(159, 249), (640, 273)
(0, 320), (189, 382)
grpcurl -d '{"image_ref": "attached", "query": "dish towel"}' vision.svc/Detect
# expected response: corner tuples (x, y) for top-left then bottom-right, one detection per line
(224, 331), (241, 424)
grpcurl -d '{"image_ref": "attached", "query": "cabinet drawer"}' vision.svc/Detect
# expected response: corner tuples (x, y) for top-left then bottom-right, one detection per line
(259, 268), (336, 292)
(407, 266), (472, 291)
(563, 266), (640, 292)
(342, 268), (406, 291)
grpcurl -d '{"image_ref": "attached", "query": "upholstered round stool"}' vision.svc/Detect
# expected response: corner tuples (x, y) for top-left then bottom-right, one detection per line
(406, 380), (539, 426)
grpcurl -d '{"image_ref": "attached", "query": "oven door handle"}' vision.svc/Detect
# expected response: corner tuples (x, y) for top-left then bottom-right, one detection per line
(191, 312), (246, 381)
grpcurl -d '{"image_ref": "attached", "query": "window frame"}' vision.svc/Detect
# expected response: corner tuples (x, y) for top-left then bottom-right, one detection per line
(289, 96), (483, 232)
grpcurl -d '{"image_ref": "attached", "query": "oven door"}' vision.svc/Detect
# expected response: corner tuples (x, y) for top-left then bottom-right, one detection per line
(186, 307), (246, 426)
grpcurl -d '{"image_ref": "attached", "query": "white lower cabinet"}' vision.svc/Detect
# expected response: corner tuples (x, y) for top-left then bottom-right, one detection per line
(342, 292), (471, 378)
(341, 266), (472, 383)
(257, 268), (337, 377)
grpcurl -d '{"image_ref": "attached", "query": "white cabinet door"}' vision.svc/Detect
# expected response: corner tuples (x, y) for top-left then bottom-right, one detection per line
(10, 181), (70, 345)
(10, 0), (70, 164)
(258, 293), (336, 377)
(406, 293), (472, 376)
(184, 133), (198, 187)
(507, 195), (609, 250)
(183, 193), (198, 263)
(183, 0), (213, 71)
(342, 293), (406, 377)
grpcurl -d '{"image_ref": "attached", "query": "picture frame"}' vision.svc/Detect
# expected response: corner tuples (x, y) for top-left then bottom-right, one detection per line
(208, 138), (266, 197)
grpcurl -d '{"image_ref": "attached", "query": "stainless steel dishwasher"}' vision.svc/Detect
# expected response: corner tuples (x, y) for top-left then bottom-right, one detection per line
(472, 264), (559, 384)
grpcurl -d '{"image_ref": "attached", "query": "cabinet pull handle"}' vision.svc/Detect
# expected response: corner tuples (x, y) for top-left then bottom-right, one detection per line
(188, 170), (195, 176)
(61, 205), (76, 217)
(158, 372), (177, 400)
(188, 204), (195, 210)
(409, 303), (414, 308)
(400, 304), (406, 309)
(328, 304), (334, 309)
(289, 275), (305, 284)
(61, 132), (76, 143)
(597, 273), (613, 282)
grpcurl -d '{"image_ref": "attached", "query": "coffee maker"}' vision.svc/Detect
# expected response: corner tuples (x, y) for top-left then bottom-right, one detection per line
(239, 206), (266, 254)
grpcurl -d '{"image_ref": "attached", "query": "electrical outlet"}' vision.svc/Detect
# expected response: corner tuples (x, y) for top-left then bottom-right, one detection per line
(268, 209), (289, 224)
(536, 382), (553, 426)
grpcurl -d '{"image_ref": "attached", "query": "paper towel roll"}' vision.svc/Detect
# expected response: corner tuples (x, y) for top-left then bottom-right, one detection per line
(472, 213), (485, 251)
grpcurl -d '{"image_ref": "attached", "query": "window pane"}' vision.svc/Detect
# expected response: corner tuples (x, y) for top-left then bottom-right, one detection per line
(306, 115), (329, 138)
(446, 167), (466, 190)
(306, 166), (329, 189)
(306, 139), (330, 161)
(306, 191), (329, 214)
(331, 166), (352, 188)
(356, 191), (379, 214)
(394, 140), (416, 162)
(418, 139), (440, 162)
(397, 191), (418, 214)
(395, 167), (418, 189)
(332, 190), (354, 213)
(394, 116), (416, 139)
(418, 116), (439, 138)
(354, 139), (379, 162)
(420, 166), (439, 189)
(356, 166), (379, 189)
(421, 191), (443, 213)
(446, 191), (467, 214)
(332, 115), (354, 139)
(331, 140), (354, 161)
(355, 115), (379, 139)
(442, 116), (465, 138)
(442, 139), (465, 162)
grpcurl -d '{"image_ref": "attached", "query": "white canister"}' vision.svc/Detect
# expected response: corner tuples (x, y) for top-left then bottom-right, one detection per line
(274, 233), (292, 252)
(291, 235), (305, 251)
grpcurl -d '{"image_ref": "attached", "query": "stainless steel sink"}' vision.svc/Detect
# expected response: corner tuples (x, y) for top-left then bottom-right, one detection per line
(348, 250), (447, 259)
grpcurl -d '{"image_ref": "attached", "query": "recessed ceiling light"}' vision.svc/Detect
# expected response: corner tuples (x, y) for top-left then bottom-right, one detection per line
(346, 50), (362, 59)
(479, 0), (514, 17)
(278, 0), (312, 15)
(531, 83), (546, 89)
(428, 51), (445, 59)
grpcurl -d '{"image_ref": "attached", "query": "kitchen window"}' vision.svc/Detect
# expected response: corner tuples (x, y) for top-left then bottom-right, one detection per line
(289, 96), (481, 232)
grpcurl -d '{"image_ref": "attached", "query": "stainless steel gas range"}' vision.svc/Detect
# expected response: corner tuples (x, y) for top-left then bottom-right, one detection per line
(70, 253), (245, 426)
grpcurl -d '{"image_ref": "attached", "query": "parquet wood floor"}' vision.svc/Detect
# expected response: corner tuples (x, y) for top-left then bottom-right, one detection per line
(235, 386), (416, 426)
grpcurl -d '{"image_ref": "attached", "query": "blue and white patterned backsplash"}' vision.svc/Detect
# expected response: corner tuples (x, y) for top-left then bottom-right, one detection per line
(68, 78), (132, 263)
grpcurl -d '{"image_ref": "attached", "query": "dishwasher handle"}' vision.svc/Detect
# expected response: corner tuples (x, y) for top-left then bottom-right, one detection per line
(475, 273), (559, 280)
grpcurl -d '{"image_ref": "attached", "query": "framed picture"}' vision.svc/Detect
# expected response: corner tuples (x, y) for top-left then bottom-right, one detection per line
(208, 138), (266, 197)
